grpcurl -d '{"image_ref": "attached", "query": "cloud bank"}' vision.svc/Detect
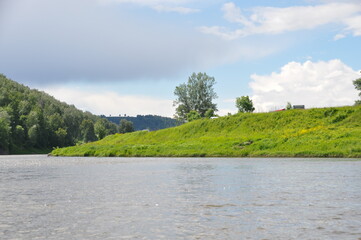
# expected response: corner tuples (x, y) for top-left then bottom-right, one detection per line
(250, 59), (360, 112)
(103, 0), (200, 14)
(0, 0), (235, 85)
(201, 2), (361, 40)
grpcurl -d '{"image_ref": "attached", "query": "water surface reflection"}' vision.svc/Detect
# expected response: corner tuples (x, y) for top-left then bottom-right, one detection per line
(0, 155), (360, 239)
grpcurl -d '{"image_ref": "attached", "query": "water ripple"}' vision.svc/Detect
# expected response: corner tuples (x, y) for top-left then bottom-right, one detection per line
(1, 155), (361, 239)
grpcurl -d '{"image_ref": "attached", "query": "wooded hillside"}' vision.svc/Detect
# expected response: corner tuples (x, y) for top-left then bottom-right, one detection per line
(105, 115), (180, 131)
(0, 74), (117, 154)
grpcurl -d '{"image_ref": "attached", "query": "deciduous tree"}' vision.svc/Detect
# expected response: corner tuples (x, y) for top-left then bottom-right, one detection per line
(353, 78), (361, 105)
(94, 119), (108, 140)
(119, 119), (134, 133)
(55, 128), (67, 147)
(80, 119), (97, 143)
(174, 72), (217, 120)
(0, 110), (11, 153)
(236, 96), (255, 113)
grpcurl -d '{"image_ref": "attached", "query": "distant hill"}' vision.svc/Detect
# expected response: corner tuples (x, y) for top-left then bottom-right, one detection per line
(0, 74), (118, 154)
(52, 105), (361, 158)
(104, 115), (181, 131)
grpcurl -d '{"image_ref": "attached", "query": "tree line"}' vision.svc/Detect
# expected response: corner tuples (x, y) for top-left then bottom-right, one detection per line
(105, 115), (180, 131)
(174, 72), (361, 121)
(0, 74), (132, 154)
(173, 72), (255, 122)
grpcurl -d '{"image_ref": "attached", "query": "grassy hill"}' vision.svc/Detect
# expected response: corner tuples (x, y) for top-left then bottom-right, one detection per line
(51, 105), (361, 158)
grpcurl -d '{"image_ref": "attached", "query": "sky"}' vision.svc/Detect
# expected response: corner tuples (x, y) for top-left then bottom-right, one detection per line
(1, 0), (361, 117)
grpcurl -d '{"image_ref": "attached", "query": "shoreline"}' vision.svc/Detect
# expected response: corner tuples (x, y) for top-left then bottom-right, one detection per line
(51, 106), (361, 158)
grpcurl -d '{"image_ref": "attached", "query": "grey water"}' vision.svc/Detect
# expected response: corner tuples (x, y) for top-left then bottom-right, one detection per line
(0, 155), (361, 239)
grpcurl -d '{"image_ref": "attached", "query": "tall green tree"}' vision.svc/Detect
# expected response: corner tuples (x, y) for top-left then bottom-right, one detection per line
(94, 118), (108, 140)
(0, 110), (11, 153)
(63, 107), (83, 144)
(28, 124), (40, 147)
(55, 128), (67, 147)
(174, 72), (217, 120)
(236, 96), (255, 113)
(13, 125), (25, 145)
(80, 119), (97, 143)
(353, 78), (361, 105)
(48, 113), (64, 131)
(119, 119), (134, 134)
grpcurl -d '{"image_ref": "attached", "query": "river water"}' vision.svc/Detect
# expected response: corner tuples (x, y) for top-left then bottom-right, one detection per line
(0, 155), (360, 239)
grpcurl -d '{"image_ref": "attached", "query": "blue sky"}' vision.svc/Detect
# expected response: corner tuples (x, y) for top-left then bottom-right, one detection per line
(1, 0), (360, 116)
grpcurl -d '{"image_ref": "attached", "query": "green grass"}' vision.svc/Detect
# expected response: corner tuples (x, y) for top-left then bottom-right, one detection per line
(51, 106), (361, 158)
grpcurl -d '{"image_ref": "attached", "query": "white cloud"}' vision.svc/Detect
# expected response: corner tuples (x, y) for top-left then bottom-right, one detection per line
(222, 2), (252, 26)
(216, 98), (238, 116)
(201, 2), (361, 40)
(152, 5), (200, 14)
(103, 0), (189, 4)
(217, 108), (237, 116)
(334, 33), (346, 40)
(199, 26), (244, 40)
(0, 0), (239, 85)
(43, 87), (175, 117)
(249, 59), (360, 111)
(343, 15), (361, 36)
(102, 0), (199, 14)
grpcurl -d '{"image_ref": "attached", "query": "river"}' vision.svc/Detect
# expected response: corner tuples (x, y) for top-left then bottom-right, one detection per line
(1, 155), (360, 239)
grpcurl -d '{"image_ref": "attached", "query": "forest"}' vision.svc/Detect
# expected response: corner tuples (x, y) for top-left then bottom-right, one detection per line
(105, 115), (180, 131)
(0, 74), (118, 154)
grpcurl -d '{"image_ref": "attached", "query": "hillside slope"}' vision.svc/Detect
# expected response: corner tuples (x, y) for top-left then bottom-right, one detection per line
(51, 106), (361, 158)
(0, 74), (118, 154)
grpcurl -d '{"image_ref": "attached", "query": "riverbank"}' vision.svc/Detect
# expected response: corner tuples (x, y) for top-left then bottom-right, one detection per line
(8, 147), (52, 155)
(51, 105), (361, 158)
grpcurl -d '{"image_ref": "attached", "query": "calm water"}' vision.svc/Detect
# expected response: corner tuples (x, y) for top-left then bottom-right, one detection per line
(0, 155), (360, 239)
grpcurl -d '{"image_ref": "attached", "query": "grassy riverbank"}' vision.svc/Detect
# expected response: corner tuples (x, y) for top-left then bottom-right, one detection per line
(51, 106), (361, 158)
